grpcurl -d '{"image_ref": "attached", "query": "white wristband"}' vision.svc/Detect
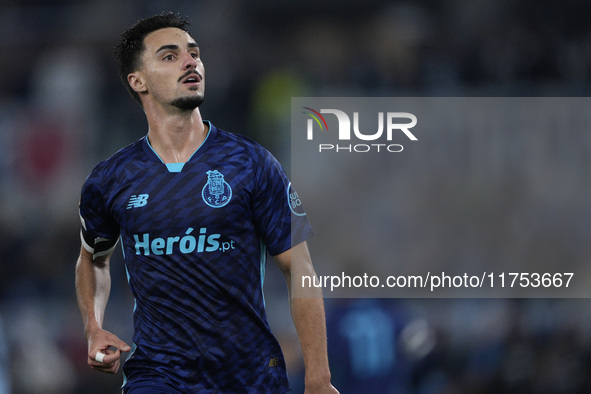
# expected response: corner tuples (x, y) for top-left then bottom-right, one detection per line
(95, 351), (106, 363)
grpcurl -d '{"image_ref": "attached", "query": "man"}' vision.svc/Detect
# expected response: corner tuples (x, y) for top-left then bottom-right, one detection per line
(75, 12), (338, 393)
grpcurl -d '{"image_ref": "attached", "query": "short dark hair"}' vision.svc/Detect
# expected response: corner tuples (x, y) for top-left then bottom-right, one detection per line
(114, 12), (191, 105)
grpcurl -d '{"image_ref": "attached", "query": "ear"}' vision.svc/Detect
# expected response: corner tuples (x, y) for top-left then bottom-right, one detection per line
(128, 72), (147, 94)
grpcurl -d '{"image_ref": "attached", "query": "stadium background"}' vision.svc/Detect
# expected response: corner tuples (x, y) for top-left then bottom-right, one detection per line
(2, 0), (591, 392)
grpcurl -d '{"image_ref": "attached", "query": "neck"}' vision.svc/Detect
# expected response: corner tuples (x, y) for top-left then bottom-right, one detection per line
(144, 103), (208, 164)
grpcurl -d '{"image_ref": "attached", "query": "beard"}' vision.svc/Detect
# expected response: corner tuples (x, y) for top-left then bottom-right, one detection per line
(170, 93), (205, 111)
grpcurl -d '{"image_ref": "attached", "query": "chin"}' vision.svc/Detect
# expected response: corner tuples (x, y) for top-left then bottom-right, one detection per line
(171, 95), (205, 111)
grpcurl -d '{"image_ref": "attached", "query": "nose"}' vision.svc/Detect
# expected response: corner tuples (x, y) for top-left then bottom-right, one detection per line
(182, 51), (197, 70)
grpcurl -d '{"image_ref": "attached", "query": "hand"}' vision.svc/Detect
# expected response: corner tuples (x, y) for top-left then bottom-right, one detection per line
(86, 326), (132, 374)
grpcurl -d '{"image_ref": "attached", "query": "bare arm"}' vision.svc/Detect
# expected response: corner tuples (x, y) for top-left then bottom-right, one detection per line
(274, 241), (338, 394)
(75, 245), (131, 374)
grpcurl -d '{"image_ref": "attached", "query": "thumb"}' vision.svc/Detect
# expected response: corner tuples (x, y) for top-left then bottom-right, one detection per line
(116, 339), (132, 352)
(104, 331), (131, 352)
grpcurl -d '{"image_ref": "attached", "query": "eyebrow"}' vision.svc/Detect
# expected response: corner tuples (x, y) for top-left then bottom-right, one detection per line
(155, 42), (199, 54)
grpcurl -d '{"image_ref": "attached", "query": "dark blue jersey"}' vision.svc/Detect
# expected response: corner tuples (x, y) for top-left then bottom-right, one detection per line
(79, 122), (313, 392)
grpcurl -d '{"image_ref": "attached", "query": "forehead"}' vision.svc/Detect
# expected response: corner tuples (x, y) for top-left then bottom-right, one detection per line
(143, 27), (197, 51)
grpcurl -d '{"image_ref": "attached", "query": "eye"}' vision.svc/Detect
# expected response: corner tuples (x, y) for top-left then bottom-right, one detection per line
(163, 54), (175, 61)
(190, 52), (199, 59)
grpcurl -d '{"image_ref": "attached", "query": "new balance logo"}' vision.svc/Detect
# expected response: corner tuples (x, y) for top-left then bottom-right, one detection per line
(127, 194), (149, 209)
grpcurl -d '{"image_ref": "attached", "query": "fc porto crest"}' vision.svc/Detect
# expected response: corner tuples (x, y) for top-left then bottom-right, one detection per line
(202, 170), (232, 208)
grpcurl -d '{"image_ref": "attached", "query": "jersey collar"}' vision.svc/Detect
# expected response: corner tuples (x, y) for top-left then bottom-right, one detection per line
(142, 121), (216, 172)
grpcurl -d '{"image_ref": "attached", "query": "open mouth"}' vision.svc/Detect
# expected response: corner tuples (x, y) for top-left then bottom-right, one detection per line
(179, 71), (202, 84)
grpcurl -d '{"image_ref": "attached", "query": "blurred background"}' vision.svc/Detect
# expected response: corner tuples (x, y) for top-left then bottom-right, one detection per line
(2, 0), (591, 393)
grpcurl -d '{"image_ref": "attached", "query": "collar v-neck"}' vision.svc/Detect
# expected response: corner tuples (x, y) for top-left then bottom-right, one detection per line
(142, 121), (215, 173)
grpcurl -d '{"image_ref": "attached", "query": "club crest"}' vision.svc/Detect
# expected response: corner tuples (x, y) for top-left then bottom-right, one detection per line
(202, 170), (232, 208)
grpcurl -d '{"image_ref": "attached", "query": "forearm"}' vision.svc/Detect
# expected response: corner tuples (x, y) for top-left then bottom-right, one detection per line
(290, 296), (332, 388)
(75, 246), (130, 373)
(75, 248), (111, 335)
(276, 242), (337, 392)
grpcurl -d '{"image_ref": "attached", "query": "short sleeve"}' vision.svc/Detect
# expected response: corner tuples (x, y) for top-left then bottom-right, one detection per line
(251, 150), (313, 256)
(79, 164), (120, 258)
